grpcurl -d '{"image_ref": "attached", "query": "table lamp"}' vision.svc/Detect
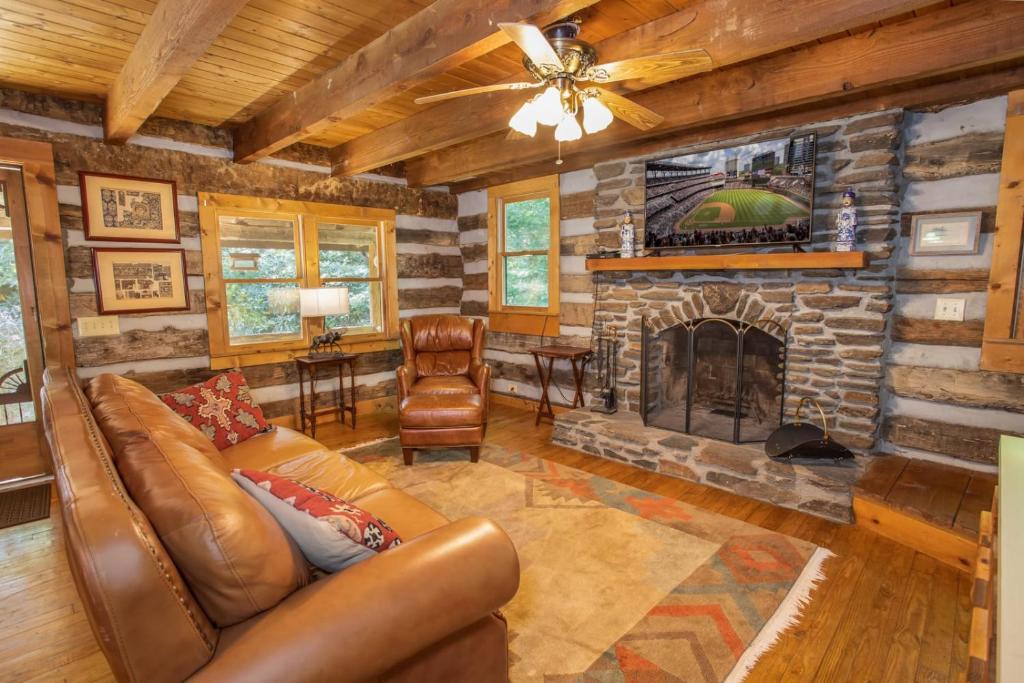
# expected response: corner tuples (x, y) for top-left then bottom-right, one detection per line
(300, 287), (349, 357)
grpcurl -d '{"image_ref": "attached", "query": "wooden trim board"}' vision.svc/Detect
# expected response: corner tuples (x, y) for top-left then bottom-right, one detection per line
(586, 251), (868, 272)
(853, 495), (977, 573)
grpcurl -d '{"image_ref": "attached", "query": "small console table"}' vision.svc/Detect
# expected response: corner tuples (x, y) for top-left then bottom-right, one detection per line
(529, 345), (593, 426)
(295, 354), (357, 438)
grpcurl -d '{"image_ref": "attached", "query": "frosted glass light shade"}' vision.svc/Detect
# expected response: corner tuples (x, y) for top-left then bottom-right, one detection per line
(554, 112), (583, 142)
(300, 287), (350, 317)
(534, 86), (564, 126)
(582, 96), (613, 134)
(509, 99), (538, 136)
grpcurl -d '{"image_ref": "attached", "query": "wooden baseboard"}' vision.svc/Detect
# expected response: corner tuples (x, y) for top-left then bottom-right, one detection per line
(489, 392), (574, 415)
(853, 495), (977, 572)
(269, 395), (397, 429)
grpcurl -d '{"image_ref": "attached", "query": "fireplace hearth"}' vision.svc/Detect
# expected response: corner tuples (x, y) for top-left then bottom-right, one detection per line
(641, 316), (786, 444)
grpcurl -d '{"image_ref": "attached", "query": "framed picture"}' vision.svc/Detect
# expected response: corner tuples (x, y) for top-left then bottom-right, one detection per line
(79, 171), (180, 243)
(909, 211), (982, 256)
(92, 248), (189, 314)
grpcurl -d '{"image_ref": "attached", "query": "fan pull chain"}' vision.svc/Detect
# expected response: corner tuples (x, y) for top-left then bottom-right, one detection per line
(556, 140), (564, 165)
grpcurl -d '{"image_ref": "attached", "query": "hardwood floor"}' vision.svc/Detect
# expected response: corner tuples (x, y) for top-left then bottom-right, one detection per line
(0, 404), (970, 682)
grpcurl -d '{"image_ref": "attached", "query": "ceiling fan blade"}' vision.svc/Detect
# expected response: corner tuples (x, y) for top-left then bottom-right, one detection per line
(414, 81), (542, 105)
(498, 23), (564, 73)
(592, 88), (664, 131)
(587, 49), (714, 85)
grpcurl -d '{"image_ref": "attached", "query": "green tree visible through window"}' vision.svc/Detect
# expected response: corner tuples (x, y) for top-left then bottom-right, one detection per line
(503, 198), (550, 308)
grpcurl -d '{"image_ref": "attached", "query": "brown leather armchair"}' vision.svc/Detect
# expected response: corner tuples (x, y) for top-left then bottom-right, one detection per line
(397, 315), (491, 466)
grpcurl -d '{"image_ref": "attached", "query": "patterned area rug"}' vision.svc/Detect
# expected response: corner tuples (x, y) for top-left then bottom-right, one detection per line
(343, 440), (832, 683)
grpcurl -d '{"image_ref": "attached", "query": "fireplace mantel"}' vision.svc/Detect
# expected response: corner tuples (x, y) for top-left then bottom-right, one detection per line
(585, 251), (868, 272)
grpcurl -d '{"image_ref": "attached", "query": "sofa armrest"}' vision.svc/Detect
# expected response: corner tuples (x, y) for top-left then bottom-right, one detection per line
(396, 362), (417, 401)
(189, 517), (519, 683)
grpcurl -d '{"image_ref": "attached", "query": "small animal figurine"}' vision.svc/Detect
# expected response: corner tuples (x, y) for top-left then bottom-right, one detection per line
(833, 187), (857, 252)
(309, 330), (344, 358)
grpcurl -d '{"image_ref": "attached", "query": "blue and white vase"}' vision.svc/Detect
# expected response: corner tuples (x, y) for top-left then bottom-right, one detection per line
(833, 187), (857, 252)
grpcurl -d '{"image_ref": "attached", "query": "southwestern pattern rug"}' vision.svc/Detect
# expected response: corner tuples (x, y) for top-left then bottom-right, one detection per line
(343, 440), (833, 683)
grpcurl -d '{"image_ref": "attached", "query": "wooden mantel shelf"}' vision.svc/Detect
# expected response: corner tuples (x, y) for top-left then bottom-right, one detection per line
(585, 251), (868, 272)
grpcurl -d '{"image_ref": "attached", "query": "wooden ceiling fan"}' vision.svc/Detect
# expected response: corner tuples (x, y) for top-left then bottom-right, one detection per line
(414, 20), (713, 144)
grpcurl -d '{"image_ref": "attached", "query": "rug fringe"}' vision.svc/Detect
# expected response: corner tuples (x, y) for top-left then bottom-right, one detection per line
(724, 546), (835, 683)
(336, 435), (398, 453)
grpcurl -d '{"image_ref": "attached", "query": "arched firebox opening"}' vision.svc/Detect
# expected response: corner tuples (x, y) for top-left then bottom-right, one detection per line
(641, 316), (786, 443)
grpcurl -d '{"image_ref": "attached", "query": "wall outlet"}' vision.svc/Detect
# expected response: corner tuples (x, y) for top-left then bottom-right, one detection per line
(934, 298), (966, 322)
(507, 384), (518, 394)
(78, 315), (120, 337)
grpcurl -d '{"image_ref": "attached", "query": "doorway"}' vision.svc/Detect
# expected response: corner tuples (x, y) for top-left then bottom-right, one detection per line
(0, 167), (48, 488)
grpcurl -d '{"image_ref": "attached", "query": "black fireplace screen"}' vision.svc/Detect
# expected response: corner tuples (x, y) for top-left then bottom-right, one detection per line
(641, 316), (786, 443)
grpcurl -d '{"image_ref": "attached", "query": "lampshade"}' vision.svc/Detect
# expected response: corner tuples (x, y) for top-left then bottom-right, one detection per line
(582, 95), (613, 134)
(534, 86), (564, 127)
(509, 99), (538, 137)
(554, 112), (583, 142)
(299, 287), (350, 317)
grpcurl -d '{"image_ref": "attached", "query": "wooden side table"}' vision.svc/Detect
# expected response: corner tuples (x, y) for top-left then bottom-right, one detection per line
(529, 345), (593, 425)
(295, 354), (357, 438)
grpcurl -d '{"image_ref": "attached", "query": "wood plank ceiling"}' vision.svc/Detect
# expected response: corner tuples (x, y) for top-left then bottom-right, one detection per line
(1, 0), (1023, 189)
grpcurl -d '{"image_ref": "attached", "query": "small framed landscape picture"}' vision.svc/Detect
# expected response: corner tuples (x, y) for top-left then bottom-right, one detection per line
(909, 211), (982, 256)
(92, 248), (189, 314)
(79, 171), (180, 243)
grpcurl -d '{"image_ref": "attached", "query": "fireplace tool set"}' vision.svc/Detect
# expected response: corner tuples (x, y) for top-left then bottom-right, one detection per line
(590, 324), (619, 414)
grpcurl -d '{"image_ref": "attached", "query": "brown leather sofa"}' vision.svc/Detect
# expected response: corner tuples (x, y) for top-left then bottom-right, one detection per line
(397, 315), (491, 466)
(41, 367), (518, 683)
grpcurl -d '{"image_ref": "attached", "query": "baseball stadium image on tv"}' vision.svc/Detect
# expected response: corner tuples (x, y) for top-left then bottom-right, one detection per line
(644, 133), (816, 249)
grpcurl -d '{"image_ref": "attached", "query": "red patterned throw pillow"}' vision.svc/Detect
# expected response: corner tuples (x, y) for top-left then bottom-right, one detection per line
(232, 469), (401, 571)
(161, 371), (273, 450)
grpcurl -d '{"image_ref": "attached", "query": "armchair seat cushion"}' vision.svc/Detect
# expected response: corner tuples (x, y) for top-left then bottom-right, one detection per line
(409, 375), (478, 396)
(399, 394), (484, 429)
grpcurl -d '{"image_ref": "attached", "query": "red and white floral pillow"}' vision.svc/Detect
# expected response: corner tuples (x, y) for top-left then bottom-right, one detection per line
(161, 372), (273, 450)
(232, 469), (402, 571)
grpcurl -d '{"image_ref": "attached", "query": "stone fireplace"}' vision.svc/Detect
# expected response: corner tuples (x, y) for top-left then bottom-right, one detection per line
(641, 315), (786, 443)
(551, 112), (906, 523)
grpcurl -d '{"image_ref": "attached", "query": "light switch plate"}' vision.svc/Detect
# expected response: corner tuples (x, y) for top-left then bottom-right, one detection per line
(934, 298), (966, 322)
(78, 315), (120, 337)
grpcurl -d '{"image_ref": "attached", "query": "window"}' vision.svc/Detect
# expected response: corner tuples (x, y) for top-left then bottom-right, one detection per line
(487, 175), (560, 334)
(199, 193), (398, 368)
(982, 89), (1024, 373)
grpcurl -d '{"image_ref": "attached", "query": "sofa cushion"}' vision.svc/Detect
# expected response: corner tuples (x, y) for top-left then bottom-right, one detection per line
(160, 371), (272, 449)
(409, 375), (478, 396)
(351, 488), (450, 540)
(221, 426), (326, 472)
(268, 449), (392, 502)
(86, 374), (309, 627)
(233, 469), (402, 572)
(399, 394), (484, 429)
(87, 373), (225, 469)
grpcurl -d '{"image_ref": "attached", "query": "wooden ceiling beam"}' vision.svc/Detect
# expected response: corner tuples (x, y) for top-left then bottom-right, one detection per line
(104, 0), (248, 144)
(447, 62), (1024, 193)
(231, 0), (601, 164)
(329, 0), (939, 178)
(405, 0), (1024, 188)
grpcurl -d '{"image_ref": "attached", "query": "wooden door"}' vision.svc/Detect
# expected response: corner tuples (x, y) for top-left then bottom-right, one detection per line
(0, 167), (48, 486)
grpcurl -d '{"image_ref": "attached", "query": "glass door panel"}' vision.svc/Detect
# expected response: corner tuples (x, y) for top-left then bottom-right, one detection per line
(0, 167), (47, 485)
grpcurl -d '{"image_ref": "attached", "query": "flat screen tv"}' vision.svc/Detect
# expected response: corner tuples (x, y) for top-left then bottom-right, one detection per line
(644, 133), (816, 249)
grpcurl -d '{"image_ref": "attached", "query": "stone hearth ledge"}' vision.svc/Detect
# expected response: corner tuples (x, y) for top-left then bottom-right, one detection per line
(551, 408), (864, 523)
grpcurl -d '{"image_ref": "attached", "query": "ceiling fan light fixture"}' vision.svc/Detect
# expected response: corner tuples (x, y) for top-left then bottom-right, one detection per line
(554, 111), (583, 142)
(582, 94), (613, 134)
(534, 86), (564, 126)
(509, 99), (538, 137)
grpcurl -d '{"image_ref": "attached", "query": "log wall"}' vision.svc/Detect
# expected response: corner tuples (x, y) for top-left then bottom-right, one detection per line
(884, 96), (1024, 467)
(457, 169), (598, 404)
(0, 88), (459, 421)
